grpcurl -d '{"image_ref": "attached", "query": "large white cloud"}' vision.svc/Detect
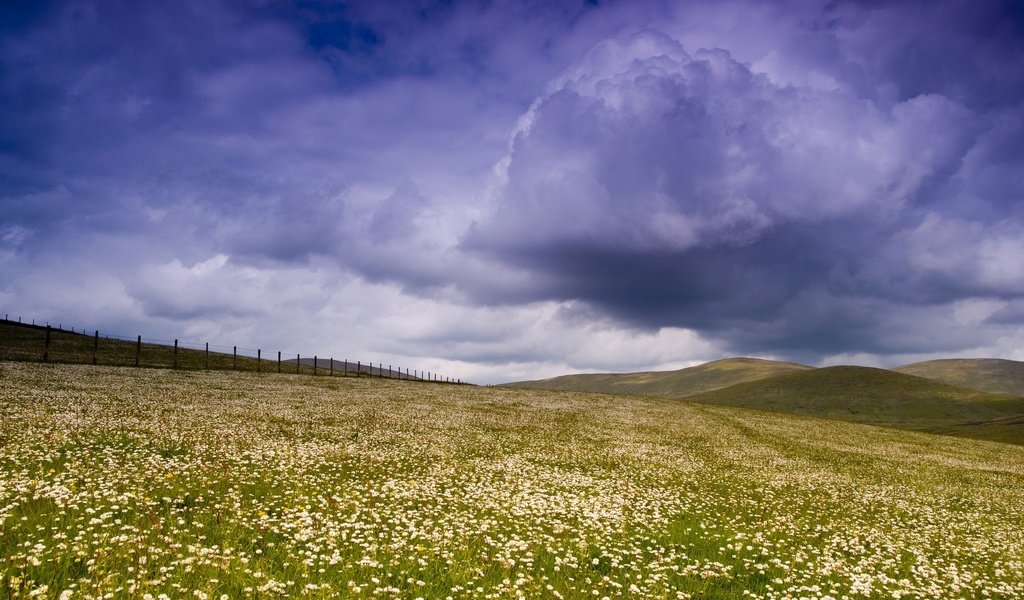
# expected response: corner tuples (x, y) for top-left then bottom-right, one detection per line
(464, 21), (1023, 360)
(475, 30), (976, 253)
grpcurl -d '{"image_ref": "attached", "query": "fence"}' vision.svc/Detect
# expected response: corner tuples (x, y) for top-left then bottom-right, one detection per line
(0, 315), (466, 385)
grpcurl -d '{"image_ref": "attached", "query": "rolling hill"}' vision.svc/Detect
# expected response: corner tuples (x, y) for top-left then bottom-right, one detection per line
(684, 365), (1024, 443)
(503, 357), (812, 398)
(894, 358), (1024, 396)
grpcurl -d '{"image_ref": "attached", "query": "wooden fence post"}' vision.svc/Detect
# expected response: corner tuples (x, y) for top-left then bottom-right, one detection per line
(135, 335), (141, 367)
(344, 360), (348, 376)
(296, 354), (300, 374)
(277, 351), (281, 373)
(357, 361), (361, 377)
(43, 325), (51, 362)
(92, 330), (99, 365)
(314, 355), (318, 376)
(257, 349), (261, 373)
(330, 358), (334, 376)
(233, 346), (237, 370)
(205, 343), (209, 370)
(174, 339), (178, 369)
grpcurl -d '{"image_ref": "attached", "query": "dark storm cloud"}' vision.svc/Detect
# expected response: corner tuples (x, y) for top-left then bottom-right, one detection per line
(465, 3), (1024, 357)
(0, 0), (344, 267)
(0, 0), (626, 265)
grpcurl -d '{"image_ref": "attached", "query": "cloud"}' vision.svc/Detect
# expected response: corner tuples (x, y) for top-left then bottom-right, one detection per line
(2, 0), (1023, 382)
(465, 14), (1024, 358)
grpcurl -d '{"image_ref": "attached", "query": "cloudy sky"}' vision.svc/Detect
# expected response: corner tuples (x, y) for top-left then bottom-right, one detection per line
(2, 0), (1024, 383)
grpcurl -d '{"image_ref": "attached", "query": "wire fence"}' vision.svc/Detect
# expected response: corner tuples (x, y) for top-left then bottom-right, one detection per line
(0, 315), (466, 385)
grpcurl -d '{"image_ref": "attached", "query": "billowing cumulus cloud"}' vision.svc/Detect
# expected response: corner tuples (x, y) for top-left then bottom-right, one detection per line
(465, 7), (1024, 360)
(2, 0), (1023, 382)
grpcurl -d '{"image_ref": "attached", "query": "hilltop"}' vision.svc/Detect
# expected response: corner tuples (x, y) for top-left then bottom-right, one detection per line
(895, 358), (1024, 396)
(503, 357), (811, 398)
(685, 365), (1024, 444)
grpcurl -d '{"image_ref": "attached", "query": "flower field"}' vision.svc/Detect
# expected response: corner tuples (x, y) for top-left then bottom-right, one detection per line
(1, 362), (1023, 599)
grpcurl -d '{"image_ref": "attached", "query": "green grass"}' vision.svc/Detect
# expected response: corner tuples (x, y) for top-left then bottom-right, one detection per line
(684, 366), (1024, 444)
(503, 357), (811, 398)
(0, 320), (419, 379)
(505, 358), (1024, 446)
(895, 358), (1024, 396)
(1, 361), (1023, 598)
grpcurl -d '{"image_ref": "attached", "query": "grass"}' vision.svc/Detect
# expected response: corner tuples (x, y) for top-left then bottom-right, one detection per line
(505, 358), (1024, 446)
(0, 320), (423, 379)
(684, 366), (1024, 445)
(895, 358), (1024, 396)
(503, 358), (811, 398)
(2, 361), (1023, 598)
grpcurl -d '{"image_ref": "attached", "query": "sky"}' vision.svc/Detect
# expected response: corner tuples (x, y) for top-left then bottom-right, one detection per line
(2, 0), (1024, 384)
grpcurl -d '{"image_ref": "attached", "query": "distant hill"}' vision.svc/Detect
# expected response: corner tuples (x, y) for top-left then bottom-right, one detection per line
(684, 365), (1024, 444)
(894, 358), (1024, 396)
(502, 357), (812, 398)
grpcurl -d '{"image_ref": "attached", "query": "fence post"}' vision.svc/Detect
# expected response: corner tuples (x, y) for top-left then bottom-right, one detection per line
(296, 354), (300, 374)
(314, 356), (318, 376)
(205, 343), (209, 370)
(330, 358), (334, 376)
(389, 364), (392, 379)
(92, 330), (99, 365)
(258, 349), (261, 373)
(357, 361), (361, 377)
(233, 346), (237, 370)
(278, 351), (281, 373)
(43, 325), (51, 362)
(174, 339), (178, 369)
(135, 335), (141, 367)
(344, 360), (348, 376)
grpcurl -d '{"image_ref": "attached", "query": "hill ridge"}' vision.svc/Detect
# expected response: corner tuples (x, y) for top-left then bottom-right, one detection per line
(502, 357), (812, 398)
(683, 365), (1024, 445)
(895, 358), (1024, 396)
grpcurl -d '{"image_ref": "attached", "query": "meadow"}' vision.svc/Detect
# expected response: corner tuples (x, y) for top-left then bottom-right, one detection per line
(1, 361), (1023, 599)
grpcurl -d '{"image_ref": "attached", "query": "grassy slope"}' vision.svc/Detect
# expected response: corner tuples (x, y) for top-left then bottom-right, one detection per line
(0, 319), (278, 371)
(685, 365), (1024, 444)
(0, 319), (394, 378)
(503, 357), (812, 398)
(1, 362), (1023, 599)
(895, 358), (1024, 396)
